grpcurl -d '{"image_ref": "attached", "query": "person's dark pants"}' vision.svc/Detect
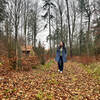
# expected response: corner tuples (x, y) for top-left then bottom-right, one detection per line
(58, 56), (63, 71)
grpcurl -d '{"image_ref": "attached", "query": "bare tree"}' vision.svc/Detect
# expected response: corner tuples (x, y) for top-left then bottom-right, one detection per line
(83, 0), (93, 56)
(57, 0), (65, 40)
(7, 0), (24, 68)
(28, 1), (40, 48)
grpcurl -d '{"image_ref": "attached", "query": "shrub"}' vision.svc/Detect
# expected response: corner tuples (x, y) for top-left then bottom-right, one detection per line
(34, 41), (46, 65)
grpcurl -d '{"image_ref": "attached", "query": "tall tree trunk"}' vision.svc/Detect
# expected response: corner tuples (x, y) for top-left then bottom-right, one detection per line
(31, 25), (34, 47)
(34, 35), (36, 48)
(86, 16), (91, 56)
(57, 29), (59, 48)
(56, 12), (59, 47)
(34, 15), (37, 48)
(53, 34), (56, 54)
(14, 0), (17, 58)
(28, 22), (30, 45)
(60, 14), (63, 40)
(71, 2), (76, 43)
(65, 0), (72, 57)
(15, 22), (18, 69)
(79, 12), (83, 56)
(49, 4), (52, 56)
(24, 20), (27, 51)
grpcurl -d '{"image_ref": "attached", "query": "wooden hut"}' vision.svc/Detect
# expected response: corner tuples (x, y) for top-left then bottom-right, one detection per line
(21, 45), (35, 56)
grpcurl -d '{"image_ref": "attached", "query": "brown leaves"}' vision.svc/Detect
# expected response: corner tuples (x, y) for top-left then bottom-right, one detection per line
(0, 60), (100, 99)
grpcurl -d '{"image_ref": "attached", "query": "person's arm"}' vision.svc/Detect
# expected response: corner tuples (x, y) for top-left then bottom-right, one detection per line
(57, 47), (60, 53)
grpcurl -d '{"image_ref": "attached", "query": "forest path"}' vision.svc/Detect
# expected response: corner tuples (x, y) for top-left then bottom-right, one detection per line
(0, 61), (100, 100)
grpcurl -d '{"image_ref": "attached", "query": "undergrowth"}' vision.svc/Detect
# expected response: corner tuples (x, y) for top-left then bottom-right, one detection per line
(79, 62), (100, 80)
(32, 60), (55, 71)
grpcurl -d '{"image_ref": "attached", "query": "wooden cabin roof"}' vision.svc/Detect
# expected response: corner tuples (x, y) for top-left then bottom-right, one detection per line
(21, 45), (33, 51)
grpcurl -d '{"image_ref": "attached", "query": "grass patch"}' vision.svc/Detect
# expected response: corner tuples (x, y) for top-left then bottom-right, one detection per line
(35, 90), (44, 100)
(40, 60), (55, 71)
(31, 60), (55, 71)
(35, 90), (53, 100)
(79, 62), (100, 80)
(47, 79), (59, 85)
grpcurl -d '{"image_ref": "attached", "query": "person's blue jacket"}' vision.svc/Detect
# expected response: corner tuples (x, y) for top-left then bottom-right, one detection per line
(55, 47), (67, 63)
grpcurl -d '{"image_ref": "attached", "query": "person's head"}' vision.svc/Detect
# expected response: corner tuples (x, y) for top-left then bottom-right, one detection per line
(59, 41), (65, 48)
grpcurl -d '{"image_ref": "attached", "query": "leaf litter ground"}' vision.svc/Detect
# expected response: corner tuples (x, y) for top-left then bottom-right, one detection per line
(0, 61), (100, 100)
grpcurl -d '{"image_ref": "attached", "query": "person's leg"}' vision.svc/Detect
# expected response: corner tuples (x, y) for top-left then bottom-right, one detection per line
(60, 56), (63, 72)
(58, 59), (61, 71)
(58, 56), (62, 72)
(58, 57), (61, 71)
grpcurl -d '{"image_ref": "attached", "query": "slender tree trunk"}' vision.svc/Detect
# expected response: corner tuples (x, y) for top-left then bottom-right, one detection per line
(21, 17), (23, 45)
(27, 22), (29, 45)
(71, 3), (76, 43)
(49, 4), (52, 56)
(34, 35), (36, 48)
(34, 15), (37, 48)
(14, 22), (18, 69)
(79, 12), (83, 56)
(58, 0), (63, 40)
(65, 0), (72, 57)
(24, 20), (27, 51)
(53, 34), (56, 54)
(56, 12), (59, 47)
(60, 14), (63, 40)
(86, 16), (91, 56)
(15, 13), (17, 60)
(32, 29), (34, 46)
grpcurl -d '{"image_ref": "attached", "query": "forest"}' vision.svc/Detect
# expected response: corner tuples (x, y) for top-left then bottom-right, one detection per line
(0, 0), (100, 99)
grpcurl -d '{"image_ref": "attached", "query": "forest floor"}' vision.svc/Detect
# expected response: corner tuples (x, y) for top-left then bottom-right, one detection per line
(0, 60), (100, 100)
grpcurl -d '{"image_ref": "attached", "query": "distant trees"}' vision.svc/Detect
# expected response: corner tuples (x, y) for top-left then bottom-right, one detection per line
(77, 0), (85, 55)
(83, 0), (93, 56)
(93, 18), (100, 55)
(23, 0), (30, 50)
(28, 1), (39, 48)
(92, 0), (100, 56)
(57, 0), (65, 40)
(0, 0), (6, 22)
(0, 0), (100, 68)
(1, 0), (42, 69)
(46, 0), (99, 57)
(7, 0), (24, 68)
(0, 0), (7, 37)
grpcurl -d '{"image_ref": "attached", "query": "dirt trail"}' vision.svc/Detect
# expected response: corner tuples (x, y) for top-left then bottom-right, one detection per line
(0, 61), (100, 100)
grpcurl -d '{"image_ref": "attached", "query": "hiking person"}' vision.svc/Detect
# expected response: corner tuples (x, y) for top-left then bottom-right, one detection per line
(55, 41), (67, 73)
